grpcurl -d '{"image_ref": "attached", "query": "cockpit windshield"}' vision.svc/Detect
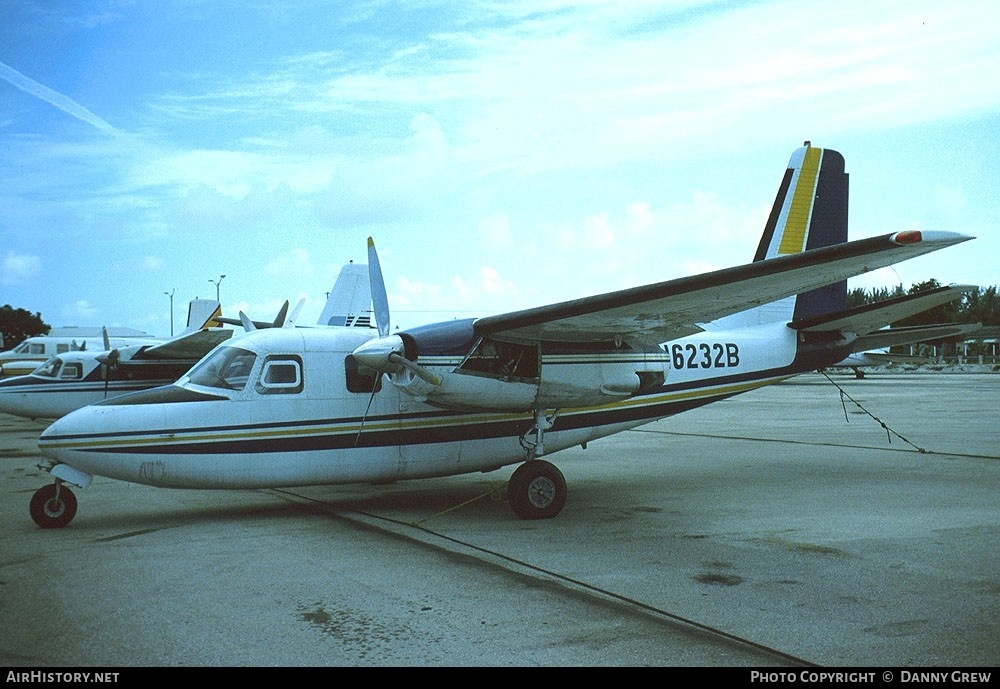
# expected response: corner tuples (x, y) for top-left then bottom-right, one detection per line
(33, 357), (62, 378)
(187, 346), (257, 391)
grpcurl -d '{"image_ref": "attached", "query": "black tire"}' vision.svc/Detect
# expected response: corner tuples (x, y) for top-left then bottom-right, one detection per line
(508, 460), (566, 520)
(29, 483), (78, 529)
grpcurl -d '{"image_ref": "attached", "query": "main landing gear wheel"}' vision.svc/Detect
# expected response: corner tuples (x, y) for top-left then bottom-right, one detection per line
(30, 483), (78, 529)
(507, 460), (566, 520)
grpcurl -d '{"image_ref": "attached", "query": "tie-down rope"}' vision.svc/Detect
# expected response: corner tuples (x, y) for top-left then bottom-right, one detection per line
(821, 371), (927, 453)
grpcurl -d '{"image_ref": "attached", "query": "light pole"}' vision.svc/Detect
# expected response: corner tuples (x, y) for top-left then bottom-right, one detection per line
(209, 274), (226, 302)
(164, 288), (176, 337)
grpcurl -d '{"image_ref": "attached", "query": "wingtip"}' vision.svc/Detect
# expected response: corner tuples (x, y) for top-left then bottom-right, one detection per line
(889, 230), (975, 246)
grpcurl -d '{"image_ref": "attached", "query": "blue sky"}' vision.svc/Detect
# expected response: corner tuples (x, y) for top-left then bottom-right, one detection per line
(2, 0), (998, 338)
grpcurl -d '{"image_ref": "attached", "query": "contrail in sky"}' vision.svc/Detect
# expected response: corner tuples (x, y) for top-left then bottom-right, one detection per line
(0, 61), (119, 134)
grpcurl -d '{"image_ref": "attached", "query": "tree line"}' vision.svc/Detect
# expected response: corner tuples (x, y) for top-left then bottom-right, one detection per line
(0, 305), (49, 351)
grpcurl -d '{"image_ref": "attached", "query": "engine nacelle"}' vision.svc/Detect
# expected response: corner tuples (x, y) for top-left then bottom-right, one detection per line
(390, 360), (663, 413)
(357, 318), (667, 412)
(391, 368), (538, 412)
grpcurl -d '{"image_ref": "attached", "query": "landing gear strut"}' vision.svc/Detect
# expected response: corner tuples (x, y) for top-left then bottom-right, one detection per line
(507, 459), (566, 520)
(30, 481), (78, 528)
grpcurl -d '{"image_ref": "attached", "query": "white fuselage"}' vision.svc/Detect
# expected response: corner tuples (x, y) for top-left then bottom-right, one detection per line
(37, 320), (822, 490)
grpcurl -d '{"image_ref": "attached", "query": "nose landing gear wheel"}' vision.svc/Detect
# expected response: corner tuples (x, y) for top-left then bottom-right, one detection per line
(30, 483), (78, 528)
(507, 460), (566, 520)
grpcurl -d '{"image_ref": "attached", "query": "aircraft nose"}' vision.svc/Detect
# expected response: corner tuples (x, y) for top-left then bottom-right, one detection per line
(37, 405), (99, 460)
(37, 413), (69, 457)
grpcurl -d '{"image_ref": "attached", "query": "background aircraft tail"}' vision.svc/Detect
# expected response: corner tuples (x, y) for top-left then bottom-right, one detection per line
(317, 262), (373, 328)
(183, 299), (223, 334)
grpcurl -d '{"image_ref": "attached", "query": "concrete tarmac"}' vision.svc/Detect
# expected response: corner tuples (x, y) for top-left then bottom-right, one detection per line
(0, 372), (997, 667)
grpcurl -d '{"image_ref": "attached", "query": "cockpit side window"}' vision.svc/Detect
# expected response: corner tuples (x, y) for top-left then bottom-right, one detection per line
(187, 346), (258, 391)
(59, 362), (83, 380)
(255, 355), (303, 395)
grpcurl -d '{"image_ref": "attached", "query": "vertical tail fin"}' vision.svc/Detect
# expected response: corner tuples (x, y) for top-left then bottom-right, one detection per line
(317, 262), (374, 328)
(750, 142), (849, 322)
(183, 299), (223, 334)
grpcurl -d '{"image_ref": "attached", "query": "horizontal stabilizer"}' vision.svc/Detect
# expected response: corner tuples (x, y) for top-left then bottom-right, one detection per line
(791, 284), (976, 335)
(852, 322), (982, 352)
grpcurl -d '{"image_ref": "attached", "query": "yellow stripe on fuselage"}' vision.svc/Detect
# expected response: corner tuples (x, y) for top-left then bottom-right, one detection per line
(778, 146), (822, 255)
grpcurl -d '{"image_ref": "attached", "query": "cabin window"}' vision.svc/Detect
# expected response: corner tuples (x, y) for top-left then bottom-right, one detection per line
(56, 344), (70, 354)
(255, 356), (303, 395)
(345, 354), (382, 393)
(187, 346), (258, 391)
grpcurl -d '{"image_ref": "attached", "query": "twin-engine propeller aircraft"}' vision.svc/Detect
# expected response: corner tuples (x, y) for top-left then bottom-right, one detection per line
(30, 143), (974, 527)
(0, 299), (227, 420)
(0, 266), (374, 421)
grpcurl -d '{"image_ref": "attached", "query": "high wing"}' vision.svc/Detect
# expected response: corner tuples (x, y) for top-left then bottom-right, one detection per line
(129, 328), (234, 360)
(473, 231), (973, 347)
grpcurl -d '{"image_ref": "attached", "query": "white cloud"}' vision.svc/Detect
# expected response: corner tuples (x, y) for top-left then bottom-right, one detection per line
(61, 300), (100, 323)
(265, 248), (314, 277)
(2, 251), (41, 285)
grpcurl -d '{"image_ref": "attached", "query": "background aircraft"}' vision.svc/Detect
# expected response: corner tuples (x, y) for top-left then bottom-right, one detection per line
(0, 266), (374, 421)
(0, 299), (226, 419)
(29, 143), (974, 527)
(0, 331), (158, 378)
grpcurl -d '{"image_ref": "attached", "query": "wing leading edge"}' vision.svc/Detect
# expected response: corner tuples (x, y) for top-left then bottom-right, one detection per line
(474, 231), (973, 347)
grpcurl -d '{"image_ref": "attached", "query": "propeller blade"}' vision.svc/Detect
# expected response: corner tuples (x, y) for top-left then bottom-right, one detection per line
(272, 300), (290, 328)
(285, 299), (306, 328)
(102, 326), (111, 352)
(238, 312), (257, 332)
(368, 237), (390, 337)
(98, 346), (120, 397)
